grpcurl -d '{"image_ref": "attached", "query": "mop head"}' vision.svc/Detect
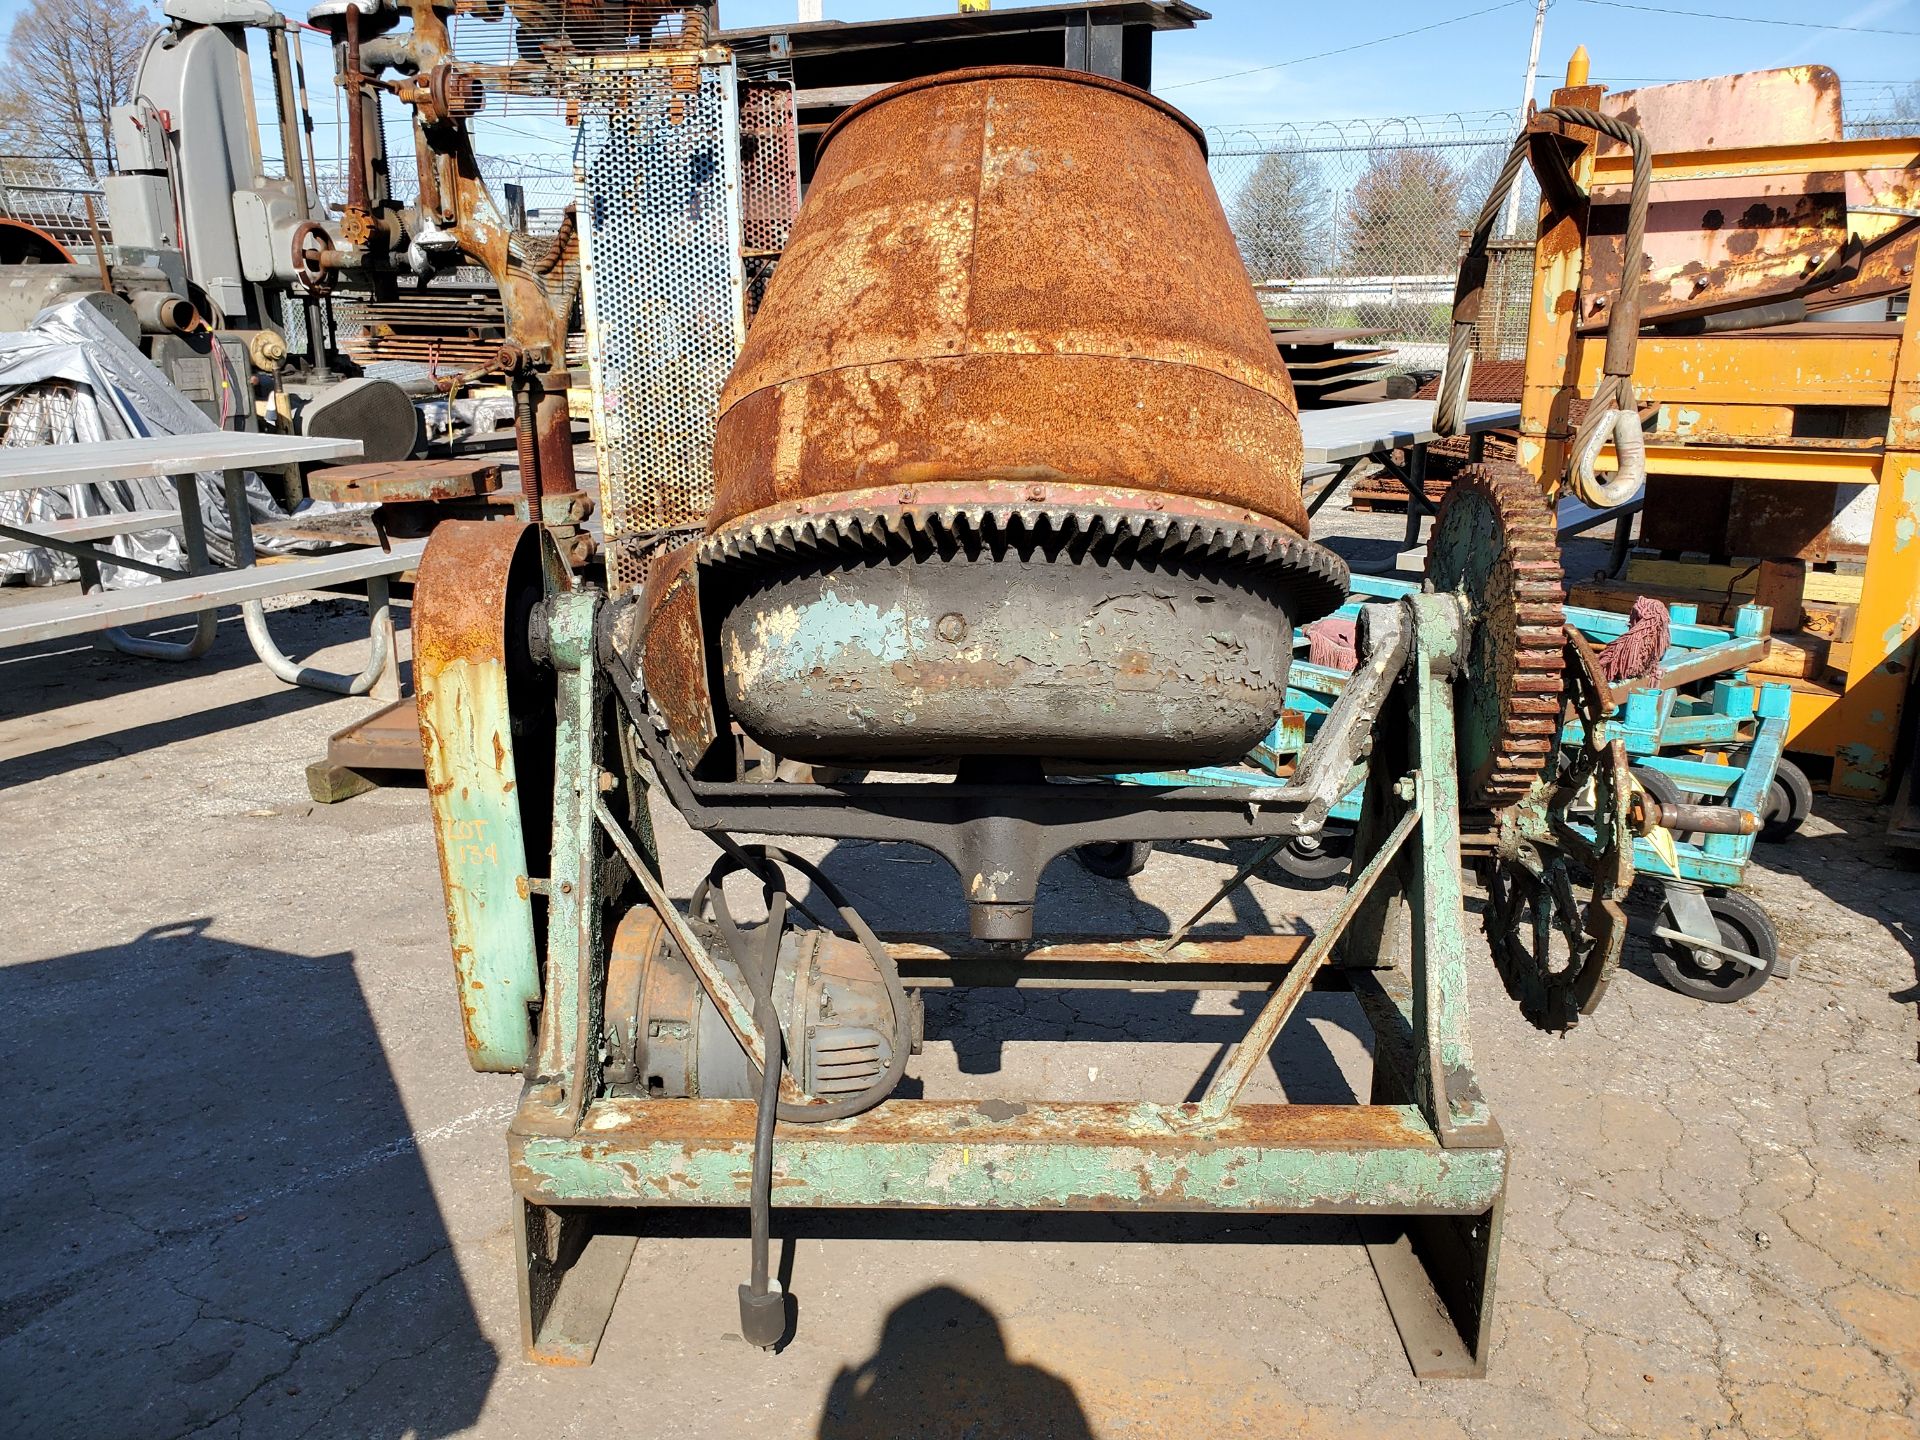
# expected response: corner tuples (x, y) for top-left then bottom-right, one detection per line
(1596, 596), (1670, 686)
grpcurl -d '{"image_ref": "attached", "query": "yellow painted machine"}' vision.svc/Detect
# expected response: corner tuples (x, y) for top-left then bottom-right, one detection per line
(1506, 51), (1920, 800)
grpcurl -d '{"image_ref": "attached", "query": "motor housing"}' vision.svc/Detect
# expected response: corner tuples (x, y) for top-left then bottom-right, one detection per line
(603, 907), (923, 1101)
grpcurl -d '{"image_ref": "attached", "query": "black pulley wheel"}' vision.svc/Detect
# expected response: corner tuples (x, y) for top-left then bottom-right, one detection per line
(1267, 825), (1354, 882)
(1652, 889), (1778, 1003)
(1075, 841), (1152, 879)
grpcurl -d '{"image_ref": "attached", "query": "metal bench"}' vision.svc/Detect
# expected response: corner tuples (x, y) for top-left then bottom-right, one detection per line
(0, 432), (410, 696)
(1555, 493), (1643, 576)
(0, 506), (182, 556)
(1297, 400), (1522, 564)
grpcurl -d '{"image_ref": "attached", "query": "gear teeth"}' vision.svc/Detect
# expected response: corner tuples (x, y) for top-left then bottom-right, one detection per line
(700, 495), (1353, 620)
(1427, 461), (1568, 809)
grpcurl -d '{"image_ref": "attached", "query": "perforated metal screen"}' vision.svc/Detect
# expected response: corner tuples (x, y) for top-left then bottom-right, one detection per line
(574, 57), (745, 593)
(739, 81), (801, 323)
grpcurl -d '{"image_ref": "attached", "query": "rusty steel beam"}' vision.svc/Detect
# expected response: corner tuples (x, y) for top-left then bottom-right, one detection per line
(1587, 134), (1920, 187)
(1589, 441), (1883, 486)
(1516, 52), (1604, 491)
(1832, 262), (1920, 798)
(391, 0), (578, 511)
(882, 931), (1314, 989)
(1574, 329), (1903, 406)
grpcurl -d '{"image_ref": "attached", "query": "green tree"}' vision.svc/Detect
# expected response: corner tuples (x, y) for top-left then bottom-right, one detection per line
(1341, 146), (1465, 277)
(0, 0), (153, 178)
(1229, 148), (1331, 282)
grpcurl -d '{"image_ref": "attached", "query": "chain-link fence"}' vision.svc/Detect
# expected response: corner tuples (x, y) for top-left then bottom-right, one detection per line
(1208, 91), (1920, 370)
(1206, 112), (1537, 369)
(0, 155), (105, 251)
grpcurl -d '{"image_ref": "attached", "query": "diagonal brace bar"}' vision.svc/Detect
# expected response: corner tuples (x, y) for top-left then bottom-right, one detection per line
(591, 795), (781, 1085)
(0, 522), (185, 580)
(1196, 797), (1423, 1120)
(1157, 835), (1290, 952)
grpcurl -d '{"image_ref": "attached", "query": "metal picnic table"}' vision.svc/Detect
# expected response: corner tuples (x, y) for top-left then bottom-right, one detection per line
(1297, 398), (1521, 543)
(1298, 399), (1642, 572)
(0, 431), (422, 696)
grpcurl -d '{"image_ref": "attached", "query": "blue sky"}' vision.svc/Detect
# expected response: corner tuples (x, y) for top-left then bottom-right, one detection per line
(718, 0), (1920, 133)
(3, 0), (1913, 163)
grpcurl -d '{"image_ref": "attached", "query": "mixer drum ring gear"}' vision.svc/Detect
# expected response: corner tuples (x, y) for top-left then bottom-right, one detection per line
(702, 489), (1348, 769)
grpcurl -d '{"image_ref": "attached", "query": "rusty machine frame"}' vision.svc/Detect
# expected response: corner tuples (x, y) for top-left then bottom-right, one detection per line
(418, 517), (1519, 1378)
(301, 0), (591, 547)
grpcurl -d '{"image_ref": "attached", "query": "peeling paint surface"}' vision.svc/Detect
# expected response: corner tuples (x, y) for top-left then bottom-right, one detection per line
(511, 1100), (1506, 1214)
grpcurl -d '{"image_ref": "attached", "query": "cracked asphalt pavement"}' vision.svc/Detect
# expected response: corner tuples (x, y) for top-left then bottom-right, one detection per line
(3, 552), (1917, 1438)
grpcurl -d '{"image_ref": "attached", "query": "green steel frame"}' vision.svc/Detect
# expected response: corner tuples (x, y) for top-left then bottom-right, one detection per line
(445, 585), (1510, 1378)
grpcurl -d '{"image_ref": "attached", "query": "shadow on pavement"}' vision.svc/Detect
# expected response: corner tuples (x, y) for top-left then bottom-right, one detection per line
(0, 919), (494, 1439)
(0, 599), (409, 789)
(816, 1284), (1090, 1440)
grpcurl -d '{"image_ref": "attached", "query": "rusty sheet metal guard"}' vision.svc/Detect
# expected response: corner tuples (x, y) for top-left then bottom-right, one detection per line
(415, 521), (568, 1072)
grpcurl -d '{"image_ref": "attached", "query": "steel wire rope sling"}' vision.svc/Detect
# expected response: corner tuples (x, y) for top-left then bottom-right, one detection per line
(1435, 106), (1654, 507)
(689, 842), (914, 1349)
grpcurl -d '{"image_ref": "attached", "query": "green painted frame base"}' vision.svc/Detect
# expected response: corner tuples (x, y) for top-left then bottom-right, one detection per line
(507, 1088), (1507, 1376)
(467, 586), (1511, 1377)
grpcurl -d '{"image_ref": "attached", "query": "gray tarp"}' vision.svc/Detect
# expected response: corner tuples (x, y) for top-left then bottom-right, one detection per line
(0, 299), (328, 587)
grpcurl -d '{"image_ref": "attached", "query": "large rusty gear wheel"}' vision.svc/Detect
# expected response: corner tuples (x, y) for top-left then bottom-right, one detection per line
(1426, 461), (1567, 809)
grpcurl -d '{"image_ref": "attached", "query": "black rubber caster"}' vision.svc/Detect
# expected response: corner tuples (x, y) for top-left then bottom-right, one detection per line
(1266, 825), (1354, 882)
(1652, 889), (1778, 1003)
(1075, 840), (1151, 879)
(1744, 753), (1812, 842)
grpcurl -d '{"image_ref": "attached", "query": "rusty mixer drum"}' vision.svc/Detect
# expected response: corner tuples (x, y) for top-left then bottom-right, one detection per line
(698, 66), (1345, 767)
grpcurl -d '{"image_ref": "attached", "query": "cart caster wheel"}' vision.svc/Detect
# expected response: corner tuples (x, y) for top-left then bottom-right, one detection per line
(1075, 840), (1151, 879)
(1266, 825), (1354, 882)
(1747, 754), (1812, 842)
(1652, 890), (1778, 1003)
(1631, 766), (1682, 810)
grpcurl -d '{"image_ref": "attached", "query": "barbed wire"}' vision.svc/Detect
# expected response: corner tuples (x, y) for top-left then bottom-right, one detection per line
(1205, 111), (1520, 154)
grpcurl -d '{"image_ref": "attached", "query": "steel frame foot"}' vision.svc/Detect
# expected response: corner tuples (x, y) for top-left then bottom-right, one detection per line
(1362, 1197), (1502, 1379)
(514, 1197), (637, 1366)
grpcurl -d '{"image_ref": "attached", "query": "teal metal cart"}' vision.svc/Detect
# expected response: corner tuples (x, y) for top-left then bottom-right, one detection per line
(1116, 581), (1795, 1003)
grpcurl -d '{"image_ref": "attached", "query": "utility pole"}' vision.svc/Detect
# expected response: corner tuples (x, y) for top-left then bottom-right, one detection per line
(1501, 0), (1551, 237)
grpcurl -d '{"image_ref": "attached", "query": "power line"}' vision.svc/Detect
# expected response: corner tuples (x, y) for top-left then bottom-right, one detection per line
(1572, 1), (1920, 35)
(1159, 1), (1524, 91)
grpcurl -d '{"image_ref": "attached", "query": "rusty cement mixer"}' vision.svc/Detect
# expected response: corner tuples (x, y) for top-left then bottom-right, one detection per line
(413, 64), (1628, 1377)
(646, 66), (1347, 773)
